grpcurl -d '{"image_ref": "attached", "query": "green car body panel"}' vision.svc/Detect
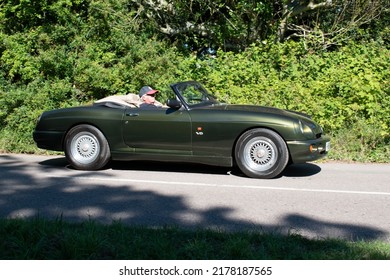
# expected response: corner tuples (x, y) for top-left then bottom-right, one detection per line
(33, 81), (330, 178)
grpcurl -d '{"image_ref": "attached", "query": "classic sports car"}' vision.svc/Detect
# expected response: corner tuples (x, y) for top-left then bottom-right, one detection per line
(33, 81), (330, 179)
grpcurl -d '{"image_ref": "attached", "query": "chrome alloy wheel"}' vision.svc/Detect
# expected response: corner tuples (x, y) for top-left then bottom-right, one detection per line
(242, 137), (278, 172)
(70, 131), (100, 165)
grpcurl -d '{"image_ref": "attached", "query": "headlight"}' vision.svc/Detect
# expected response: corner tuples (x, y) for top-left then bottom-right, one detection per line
(298, 119), (315, 139)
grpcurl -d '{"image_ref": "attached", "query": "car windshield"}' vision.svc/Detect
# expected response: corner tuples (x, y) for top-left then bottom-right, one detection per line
(174, 82), (220, 107)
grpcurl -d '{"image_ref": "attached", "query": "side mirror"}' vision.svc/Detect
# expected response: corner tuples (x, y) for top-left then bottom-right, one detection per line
(167, 99), (182, 109)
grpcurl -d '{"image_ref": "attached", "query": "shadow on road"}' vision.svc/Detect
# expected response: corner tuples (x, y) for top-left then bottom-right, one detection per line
(0, 154), (387, 242)
(38, 156), (322, 178)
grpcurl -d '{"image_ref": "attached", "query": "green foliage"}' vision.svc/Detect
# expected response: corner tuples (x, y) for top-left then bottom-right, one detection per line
(330, 118), (390, 162)
(0, 79), (77, 152)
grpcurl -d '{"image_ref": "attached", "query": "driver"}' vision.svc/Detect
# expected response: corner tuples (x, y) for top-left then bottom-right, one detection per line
(138, 86), (162, 108)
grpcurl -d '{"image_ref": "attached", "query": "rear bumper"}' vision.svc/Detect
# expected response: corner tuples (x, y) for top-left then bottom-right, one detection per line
(287, 136), (330, 163)
(33, 130), (65, 151)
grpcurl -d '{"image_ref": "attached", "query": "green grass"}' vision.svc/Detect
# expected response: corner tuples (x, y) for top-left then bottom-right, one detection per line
(1, 218), (389, 260)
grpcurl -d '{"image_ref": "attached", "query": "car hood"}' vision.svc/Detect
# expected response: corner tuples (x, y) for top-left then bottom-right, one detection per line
(197, 104), (323, 137)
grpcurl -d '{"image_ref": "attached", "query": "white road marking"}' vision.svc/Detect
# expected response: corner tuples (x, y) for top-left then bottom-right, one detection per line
(49, 176), (390, 196)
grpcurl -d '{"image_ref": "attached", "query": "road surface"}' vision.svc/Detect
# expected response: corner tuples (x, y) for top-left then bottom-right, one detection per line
(1, 153), (389, 241)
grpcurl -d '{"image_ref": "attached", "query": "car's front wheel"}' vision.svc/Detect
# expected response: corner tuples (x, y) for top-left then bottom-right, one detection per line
(235, 128), (289, 179)
(64, 124), (111, 170)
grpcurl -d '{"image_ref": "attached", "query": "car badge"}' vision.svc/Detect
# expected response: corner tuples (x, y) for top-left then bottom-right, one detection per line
(196, 127), (204, 135)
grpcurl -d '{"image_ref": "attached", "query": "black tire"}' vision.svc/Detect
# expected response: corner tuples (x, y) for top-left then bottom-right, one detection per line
(235, 128), (289, 179)
(64, 124), (111, 170)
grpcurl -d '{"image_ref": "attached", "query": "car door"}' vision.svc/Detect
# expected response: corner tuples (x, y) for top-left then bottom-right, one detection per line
(123, 107), (192, 155)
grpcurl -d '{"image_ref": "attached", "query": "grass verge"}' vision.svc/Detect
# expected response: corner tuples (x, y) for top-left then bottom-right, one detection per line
(1, 218), (389, 260)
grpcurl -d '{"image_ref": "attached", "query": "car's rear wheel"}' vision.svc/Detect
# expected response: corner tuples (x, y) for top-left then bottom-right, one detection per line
(235, 128), (289, 179)
(64, 124), (111, 170)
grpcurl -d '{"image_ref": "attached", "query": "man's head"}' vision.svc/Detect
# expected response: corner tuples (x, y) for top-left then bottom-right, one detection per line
(139, 86), (159, 104)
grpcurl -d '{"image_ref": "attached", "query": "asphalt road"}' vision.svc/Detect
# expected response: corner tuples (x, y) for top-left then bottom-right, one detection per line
(1, 153), (389, 241)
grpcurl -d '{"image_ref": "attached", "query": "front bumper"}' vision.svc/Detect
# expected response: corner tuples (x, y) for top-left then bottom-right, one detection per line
(33, 130), (65, 151)
(287, 136), (330, 163)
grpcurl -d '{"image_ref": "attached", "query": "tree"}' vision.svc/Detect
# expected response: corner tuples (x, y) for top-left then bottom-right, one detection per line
(130, 0), (274, 51)
(129, 0), (388, 51)
(278, 0), (388, 49)
(278, 0), (333, 42)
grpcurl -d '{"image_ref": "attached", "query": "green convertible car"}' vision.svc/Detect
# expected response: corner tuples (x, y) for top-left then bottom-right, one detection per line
(33, 81), (330, 179)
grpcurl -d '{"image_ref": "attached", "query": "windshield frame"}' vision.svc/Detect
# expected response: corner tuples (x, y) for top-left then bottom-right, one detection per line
(170, 81), (220, 109)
